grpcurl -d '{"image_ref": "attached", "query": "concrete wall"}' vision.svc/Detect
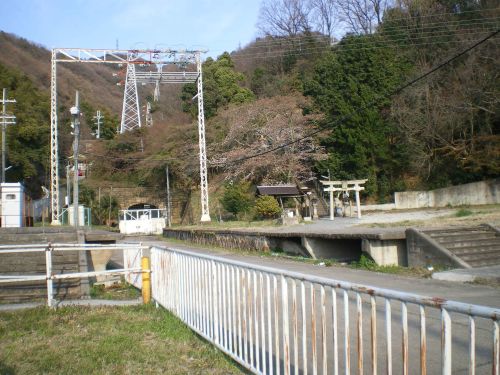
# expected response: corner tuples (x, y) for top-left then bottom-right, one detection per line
(163, 229), (407, 266)
(0, 228), (91, 303)
(97, 186), (166, 210)
(0, 250), (84, 303)
(405, 229), (468, 268)
(164, 229), (273, 252)
(362, 239), (407, 266)
(395, 179), (499, 209)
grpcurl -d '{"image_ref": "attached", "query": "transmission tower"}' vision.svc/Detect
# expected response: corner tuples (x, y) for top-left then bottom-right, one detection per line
(50, 47), (211, 223)
(196, 53), (210, 222)
(120, 63), (141, 133)
(153, 65), (162, 102)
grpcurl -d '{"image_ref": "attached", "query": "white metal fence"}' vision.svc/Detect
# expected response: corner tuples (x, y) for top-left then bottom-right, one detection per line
(0, 243), (145, 307)
(150, 245), (500, 375)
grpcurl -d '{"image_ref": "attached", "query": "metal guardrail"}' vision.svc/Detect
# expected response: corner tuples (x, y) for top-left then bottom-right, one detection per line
(119, 208), (166, 221)
(0, 243), (146, 307)
(150, 245), (500, 375)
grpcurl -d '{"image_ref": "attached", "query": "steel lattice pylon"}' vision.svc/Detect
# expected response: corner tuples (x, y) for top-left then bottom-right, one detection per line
(49, 48), (211, 223)
(196, 54), (210, 222)
(120, 63), (141, 133)
(50, 49), (61, 224)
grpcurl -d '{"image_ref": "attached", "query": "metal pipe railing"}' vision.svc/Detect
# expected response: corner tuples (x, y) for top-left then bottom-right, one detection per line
(0, 243), (146, 307)
(150, 245), (500, 375)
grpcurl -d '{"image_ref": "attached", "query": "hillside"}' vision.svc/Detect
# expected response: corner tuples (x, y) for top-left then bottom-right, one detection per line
(0, 32), (123, 112)
(0, 0), (498, 223)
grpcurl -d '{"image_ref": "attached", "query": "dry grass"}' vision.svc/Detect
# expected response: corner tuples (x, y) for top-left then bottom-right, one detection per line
(0, 305), (244, 374)
(361, 205), (500, 228)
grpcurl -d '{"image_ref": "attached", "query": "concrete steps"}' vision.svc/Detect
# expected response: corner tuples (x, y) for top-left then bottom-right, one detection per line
(422, 224), (500, 268)
(304, 182), (330, 217)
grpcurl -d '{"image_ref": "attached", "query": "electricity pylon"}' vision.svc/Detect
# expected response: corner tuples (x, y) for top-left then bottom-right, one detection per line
(120, 63), (141, 133)
(50, 48), (211, 223)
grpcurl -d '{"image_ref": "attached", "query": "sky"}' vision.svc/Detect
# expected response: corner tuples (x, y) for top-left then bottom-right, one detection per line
(0, 0), (262, 59)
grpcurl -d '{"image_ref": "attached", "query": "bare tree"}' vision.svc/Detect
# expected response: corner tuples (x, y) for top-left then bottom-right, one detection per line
(309, 0), (337, 39)
(337, 0), (392, 34)
(258, 0), (312, 36)
(210, 95), (326, 183)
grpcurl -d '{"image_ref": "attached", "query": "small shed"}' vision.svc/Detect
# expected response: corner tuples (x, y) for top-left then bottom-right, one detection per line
(1, 183), (25, 228)
(256, 185), (302, 198)
(257, 184), (309, 222)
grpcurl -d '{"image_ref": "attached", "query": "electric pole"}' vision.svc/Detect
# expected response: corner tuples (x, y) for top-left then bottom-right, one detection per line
(0, 88), (16, 183)
(165, 166), (171, 227)
(66, 163), (71, 207)
(93, 110), (103, 139)
(71, 91), (80, 228)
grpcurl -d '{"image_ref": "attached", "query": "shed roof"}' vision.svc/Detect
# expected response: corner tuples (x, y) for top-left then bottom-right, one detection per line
(257, 185), (302, 196)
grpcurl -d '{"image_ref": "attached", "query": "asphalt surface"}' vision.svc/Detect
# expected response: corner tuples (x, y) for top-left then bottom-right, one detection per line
(121, 236), (500, 308)
(122, 236), (500, 374)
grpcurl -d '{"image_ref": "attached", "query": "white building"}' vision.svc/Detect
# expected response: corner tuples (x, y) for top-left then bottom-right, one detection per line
(1, 183), (25, 228)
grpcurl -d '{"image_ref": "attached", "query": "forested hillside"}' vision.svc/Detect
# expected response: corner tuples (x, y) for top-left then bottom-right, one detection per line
(0, 0), (498, 212)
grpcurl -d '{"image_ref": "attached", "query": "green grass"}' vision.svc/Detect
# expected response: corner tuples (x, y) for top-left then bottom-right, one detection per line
(455, 208), (474, 217)
(175, 218), (280, 230)
(350, 254), (403, 274)
(0, 304), (243, 374)
(349, 254), (448, 277)
(90, 280), (142, 300)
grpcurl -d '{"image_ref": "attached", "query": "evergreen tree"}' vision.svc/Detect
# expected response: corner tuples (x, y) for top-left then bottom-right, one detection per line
(304, 35), (411, 199)
(182, 52), (255, 118)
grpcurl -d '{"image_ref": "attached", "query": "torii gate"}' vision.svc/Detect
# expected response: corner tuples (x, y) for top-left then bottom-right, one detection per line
(321, 179), (367, 220)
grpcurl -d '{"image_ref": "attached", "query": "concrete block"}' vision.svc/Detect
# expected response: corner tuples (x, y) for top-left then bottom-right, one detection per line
(362, 239), (407, 266)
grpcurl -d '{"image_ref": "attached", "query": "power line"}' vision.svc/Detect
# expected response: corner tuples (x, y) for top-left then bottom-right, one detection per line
(229, 25), (498, 61)
(230, 34), (495, 61)
(221, 29), (499, 166)
(77, 30), (498, 169)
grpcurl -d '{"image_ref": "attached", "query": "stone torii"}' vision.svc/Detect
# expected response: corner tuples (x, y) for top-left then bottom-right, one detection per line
(321, 179), (367, 220)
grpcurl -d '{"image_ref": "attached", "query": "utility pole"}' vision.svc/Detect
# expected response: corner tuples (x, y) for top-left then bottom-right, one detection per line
(1, 88), (16, 183)
(93, 110), (103, 139)
(165, 166), (171, 227)
(70, 91), (80, 228)
(145, 102), (153, 127)
(66, 163), (71, 207)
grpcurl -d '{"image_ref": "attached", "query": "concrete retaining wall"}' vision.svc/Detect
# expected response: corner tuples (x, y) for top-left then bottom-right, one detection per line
(405, 228), (468, 268)
(0, 250), (84, 303)
(164, 228), (406, 266)
(0, 228), (90, 303)
(164, 229), (273, 252)
(395, 179), (499, 209)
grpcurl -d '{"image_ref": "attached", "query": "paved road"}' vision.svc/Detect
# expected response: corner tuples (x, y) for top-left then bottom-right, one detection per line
(122, 236), (500, 308)
(121, 236), (500, 374)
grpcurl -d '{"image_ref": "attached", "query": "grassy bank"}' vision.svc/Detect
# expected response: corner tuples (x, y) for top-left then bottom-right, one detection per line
(0, 304), (243, 374)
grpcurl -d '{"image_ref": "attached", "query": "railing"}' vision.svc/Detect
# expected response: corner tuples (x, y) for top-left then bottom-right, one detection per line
(150, 245), (500, 375)
(119, 208), (166, 221)
(0, 243), (146, 307)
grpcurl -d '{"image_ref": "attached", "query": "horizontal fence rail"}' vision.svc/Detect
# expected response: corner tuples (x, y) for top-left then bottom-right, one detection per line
(119, 208), (166, 221)
(0, 243), (146, 307)
(150, 246), (500, 375)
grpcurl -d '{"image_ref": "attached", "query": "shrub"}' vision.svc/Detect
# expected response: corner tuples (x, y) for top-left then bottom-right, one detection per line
(220, 181), (253, 217)
(255, 195), (282, 219)
(455, 208), (473, 217)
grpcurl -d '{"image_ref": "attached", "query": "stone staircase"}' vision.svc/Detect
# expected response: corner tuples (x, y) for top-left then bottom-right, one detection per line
(304, 181), (330, 218)
(420, 224), (500, 268)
